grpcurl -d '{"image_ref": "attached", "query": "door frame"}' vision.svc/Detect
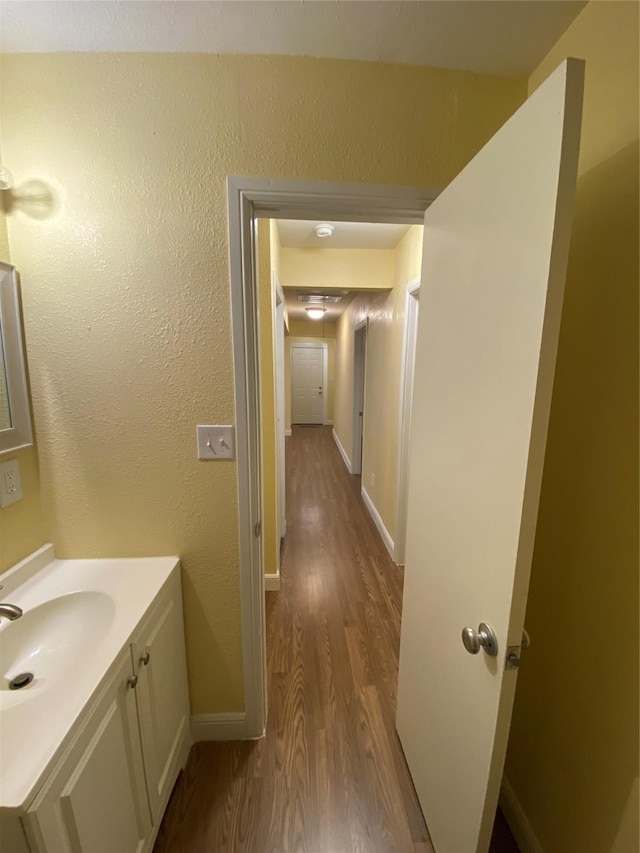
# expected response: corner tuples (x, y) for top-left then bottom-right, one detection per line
(227, 176), (439, 737)
(273, 274), (286, 543)
(351, 320), (368, 476)
(394, 278), (421, 565)
(290, 341), (329, 425)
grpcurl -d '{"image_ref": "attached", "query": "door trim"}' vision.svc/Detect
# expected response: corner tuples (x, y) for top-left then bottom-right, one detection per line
(227, 176), (439, 737)
(290, 341), (328, 425)
(394, 278), (421, 565)
(273, 275), (286, 543)
(351, 321), (368, 475)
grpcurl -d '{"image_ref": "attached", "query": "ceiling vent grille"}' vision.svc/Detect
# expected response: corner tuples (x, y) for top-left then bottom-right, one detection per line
(297, 294), (342, 304)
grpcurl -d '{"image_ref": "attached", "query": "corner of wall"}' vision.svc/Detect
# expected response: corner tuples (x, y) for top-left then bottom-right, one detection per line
(504, 5), (640, 851)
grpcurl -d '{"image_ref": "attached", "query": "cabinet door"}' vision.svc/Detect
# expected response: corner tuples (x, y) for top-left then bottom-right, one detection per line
(134, 577), (190, 821)
(0, 815), (31, 853)
(28, 652), (151, 853)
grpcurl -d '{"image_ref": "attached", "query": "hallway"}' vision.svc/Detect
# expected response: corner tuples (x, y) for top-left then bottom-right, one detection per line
(154, 426), (517, 852)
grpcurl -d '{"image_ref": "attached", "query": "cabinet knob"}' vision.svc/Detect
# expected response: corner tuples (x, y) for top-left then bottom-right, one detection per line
(127, 674), (138, 689)
(140, 652), (150, 666)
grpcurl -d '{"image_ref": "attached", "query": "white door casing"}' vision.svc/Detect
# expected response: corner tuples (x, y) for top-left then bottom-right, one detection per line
(227, 177), (439, 739)
(274, 277), (287, 542)
(394, 279), (421, 566)
(291, 343), (326, 424)
(396, 58), (584, 853)
(351, 320), (368, 475)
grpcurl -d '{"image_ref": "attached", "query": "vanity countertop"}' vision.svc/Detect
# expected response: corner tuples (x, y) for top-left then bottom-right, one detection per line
(0, 545), (180, 813)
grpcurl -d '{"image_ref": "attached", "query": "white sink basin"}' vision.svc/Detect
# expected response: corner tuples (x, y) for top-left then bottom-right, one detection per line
(0, 591), (115, 707)
(0, 546), (180, 811)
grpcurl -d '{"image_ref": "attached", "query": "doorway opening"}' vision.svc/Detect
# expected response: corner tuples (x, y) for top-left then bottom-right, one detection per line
(225, 173), (528, 852)
(351, 321), (367, 476)
(227, 176), (436, 739)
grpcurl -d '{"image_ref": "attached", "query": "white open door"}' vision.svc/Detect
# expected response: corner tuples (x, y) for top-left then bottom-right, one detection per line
(396, 59), (584, 853)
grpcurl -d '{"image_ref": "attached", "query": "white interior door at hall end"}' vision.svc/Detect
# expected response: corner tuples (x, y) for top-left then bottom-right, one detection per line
(396, 59), (584, 853)
(291, 346), (324, 424)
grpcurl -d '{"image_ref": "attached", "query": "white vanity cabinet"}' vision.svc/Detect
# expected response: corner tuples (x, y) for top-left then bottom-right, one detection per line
(132, 573), (191, 821)
(11, 566), (191, 853)
(25, 650), (152, 853)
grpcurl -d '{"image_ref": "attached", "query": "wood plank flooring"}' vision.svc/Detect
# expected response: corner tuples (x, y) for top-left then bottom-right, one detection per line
(154, 426), (519, 853)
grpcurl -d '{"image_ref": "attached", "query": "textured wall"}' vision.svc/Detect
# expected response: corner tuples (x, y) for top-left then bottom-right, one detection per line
(0, 52), (524, 714)
(504, 3), (639, 851)
(333, 225), (423, 542)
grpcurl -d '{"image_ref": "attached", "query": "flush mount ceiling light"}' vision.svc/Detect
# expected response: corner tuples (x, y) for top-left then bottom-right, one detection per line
(306, 307), (326, 320)
(314, 223), (335, 238)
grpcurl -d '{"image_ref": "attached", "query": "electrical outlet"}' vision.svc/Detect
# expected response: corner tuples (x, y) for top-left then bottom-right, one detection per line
(0, 458), (23, 507)
(197, 425), (235, 460)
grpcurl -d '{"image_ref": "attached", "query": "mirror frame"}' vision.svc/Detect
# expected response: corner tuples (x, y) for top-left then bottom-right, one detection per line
(0, 262), (33, 453)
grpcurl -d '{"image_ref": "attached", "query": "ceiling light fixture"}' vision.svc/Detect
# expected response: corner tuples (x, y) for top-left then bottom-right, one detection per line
(314, 223), (335, 238)
(0, 165), (14, 190)
(306, 307), (326, 320)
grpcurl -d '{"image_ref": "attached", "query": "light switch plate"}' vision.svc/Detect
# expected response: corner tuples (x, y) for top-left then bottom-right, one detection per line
(197, 425), (235, 460)
(0, 458), (23, 507)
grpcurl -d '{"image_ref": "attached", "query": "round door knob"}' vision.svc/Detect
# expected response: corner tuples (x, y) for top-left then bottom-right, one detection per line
(127, 674), (138, 689)
(461, 622), (498, 657)
(140, 652), (150, 666)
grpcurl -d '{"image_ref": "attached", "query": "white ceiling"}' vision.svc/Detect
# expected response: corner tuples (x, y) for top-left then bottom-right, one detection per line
(0, 1), (586, 76)
(277, 220), (411, 250)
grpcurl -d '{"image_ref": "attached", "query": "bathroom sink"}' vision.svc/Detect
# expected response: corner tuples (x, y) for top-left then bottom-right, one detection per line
(0, 591), (115, 704)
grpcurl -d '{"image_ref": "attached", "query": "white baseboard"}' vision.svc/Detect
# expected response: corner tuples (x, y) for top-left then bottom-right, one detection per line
(500, 776), (544, 853)
(323, 419), (333, 426)
(332, 428), (352, 473)
(361, 486), (395, 559)
(264, 572), (280, 591)
(284, 429), (292, 437)
(191, 712), (247, 742)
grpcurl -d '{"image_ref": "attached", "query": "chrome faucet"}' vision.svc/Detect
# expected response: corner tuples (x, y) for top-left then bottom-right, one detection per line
(0, 603), (23, 621)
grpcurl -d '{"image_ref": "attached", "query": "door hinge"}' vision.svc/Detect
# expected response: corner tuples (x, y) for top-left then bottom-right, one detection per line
(505, 646), (521, 669)
(506, 629), (530, 670)
(254, 520), (262, 538)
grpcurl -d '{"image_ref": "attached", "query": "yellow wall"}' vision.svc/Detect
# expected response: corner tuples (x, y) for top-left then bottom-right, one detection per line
(333, 225), (423, 542)
(0, 186), (46, 573)
(504, 4), (639, 851)
(288, 318), (337, 339)
(280, 247), (394, 290)
(0, 52), (524, 714)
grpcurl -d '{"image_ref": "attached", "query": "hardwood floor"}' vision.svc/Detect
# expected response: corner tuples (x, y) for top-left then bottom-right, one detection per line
(154, 426), (519, 853)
